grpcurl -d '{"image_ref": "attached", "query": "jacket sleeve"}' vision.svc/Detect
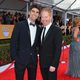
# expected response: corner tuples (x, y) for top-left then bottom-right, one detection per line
(51, 27), (63, 68)
(10, 23), (20, 61)
(36, 27), (43, 55)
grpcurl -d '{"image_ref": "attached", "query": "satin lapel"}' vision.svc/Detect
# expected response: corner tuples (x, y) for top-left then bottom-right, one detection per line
(43, 24), (53, 42)
(25, 20), (31, 46)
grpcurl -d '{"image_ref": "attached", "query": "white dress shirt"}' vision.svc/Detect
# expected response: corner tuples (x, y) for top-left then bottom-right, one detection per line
(28, 18), (37, 46)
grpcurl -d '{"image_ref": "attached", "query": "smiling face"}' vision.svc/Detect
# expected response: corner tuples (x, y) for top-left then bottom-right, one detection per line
(29, 8), (39, 22)
(74, 17), (80, 27)
(77, 21), (80, 27)
(40, 8), (52, 27)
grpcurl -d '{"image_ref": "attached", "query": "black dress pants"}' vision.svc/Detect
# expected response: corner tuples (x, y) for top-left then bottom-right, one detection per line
(15, 61), (37, 80)
(40, 67), (57, 80)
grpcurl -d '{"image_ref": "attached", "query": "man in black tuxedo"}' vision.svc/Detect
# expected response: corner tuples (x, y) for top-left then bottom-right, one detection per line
(39, 7), (62, 80)
(10, 4), (42, 80)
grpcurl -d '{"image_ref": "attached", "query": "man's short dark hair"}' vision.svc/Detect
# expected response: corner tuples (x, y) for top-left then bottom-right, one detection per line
(29, 4), (40, 11)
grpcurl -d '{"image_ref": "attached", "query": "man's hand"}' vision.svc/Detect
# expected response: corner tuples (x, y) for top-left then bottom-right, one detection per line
(49, 66), (56, 72)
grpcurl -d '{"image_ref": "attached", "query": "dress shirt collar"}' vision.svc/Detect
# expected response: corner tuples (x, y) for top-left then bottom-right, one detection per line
(28, 18), (35, 25)
(45, 22), (52, 31)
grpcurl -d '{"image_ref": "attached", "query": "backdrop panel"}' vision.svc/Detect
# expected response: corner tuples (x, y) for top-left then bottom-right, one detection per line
(0, 25), (14, 39)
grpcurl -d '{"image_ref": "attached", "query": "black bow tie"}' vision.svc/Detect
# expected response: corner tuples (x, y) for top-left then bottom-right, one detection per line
(30, 22), (35, 27)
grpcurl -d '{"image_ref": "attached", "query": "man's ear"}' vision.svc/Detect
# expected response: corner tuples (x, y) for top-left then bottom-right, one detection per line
(28, 11), (30, 15)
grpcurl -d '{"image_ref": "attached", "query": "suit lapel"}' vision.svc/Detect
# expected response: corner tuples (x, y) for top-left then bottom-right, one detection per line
(26, 20), (38, 47)
(43, 23), (54, 42)
(25, 20), (31, 46)
(25, 20), (40, 47)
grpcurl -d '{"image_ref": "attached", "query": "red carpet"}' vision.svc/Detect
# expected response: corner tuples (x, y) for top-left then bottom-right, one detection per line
(0, 47), (80, 80)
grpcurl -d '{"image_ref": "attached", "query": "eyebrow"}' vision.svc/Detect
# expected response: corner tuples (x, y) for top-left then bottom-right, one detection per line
(31, 10), (39, 13)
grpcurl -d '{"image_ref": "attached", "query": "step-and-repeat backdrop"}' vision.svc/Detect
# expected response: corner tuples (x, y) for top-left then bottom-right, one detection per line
(0, 25), (14, 39)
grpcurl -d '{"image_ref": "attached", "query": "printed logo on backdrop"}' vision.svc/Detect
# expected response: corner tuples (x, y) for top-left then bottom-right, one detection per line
(2, 27), (9, 37)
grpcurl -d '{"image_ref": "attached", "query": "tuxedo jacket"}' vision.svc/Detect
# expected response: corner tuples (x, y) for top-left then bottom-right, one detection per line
(10, 20), (42, 65)
(39, 22), (62, 68)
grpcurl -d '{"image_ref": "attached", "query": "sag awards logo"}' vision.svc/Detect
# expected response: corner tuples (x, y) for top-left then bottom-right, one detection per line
(2, 27), (9, 37)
